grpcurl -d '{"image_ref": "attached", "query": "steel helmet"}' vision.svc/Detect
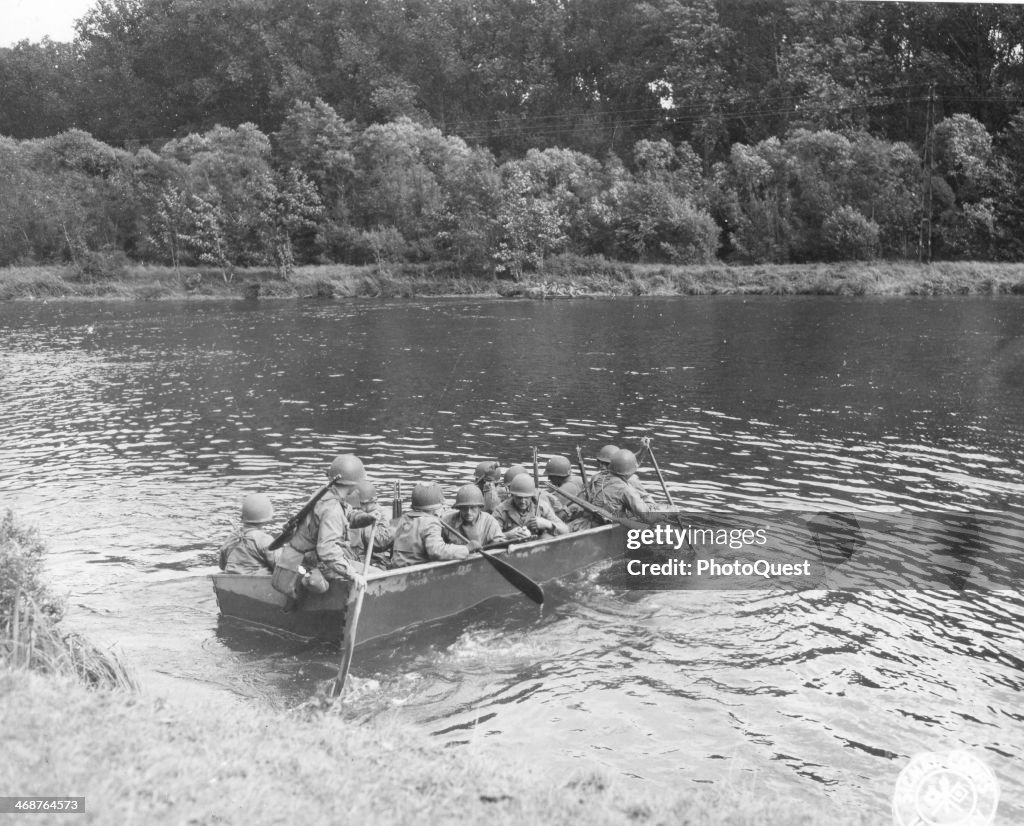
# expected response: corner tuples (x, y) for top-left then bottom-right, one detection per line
(327, 454), (366, 486)
(610, 448), (639, 476)
(411, 481), (445, 511)
(454, 484), (486, 508)
(503, 465), (528, 485)
(597, 444), (619, 465)
(355, 480), (377, 505)
(545, 455), (571, 477)
(508, 474), (537, 497)
(240, 493), (274, 524)
(473, 460), (500, 483)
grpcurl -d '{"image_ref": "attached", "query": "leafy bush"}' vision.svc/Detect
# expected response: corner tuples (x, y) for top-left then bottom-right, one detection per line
(73, 246), (131, 281)
(1, 510), (64, 625)
(821, 207), (879, 261)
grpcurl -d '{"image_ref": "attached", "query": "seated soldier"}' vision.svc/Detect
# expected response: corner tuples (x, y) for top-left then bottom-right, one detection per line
(584, 448), (648, 526)
(218, 493), (276, 574)
(278, 454), (376, 595)
(545, 455), (585, 523)
(347, 480), (395, 569)
(585, 443), (619, 500)
(442, 484), (521, 545)
(494, 474), (569, 539)
(499, 464), (529, 503)
(472, 460), (505, 514)
(390, 482), (479, 568)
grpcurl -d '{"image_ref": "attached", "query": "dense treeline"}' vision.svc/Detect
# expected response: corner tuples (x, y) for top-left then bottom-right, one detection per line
(2, 0), (1024, 272)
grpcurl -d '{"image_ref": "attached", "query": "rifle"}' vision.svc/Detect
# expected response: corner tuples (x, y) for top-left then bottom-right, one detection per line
(268, 476), (339, 552)
(575, 445), (589, 488)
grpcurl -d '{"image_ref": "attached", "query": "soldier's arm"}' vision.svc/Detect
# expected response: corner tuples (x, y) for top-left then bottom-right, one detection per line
(541, 501), (570, 536)
(371, 507), (396, 550)
(423, 518), (470, 561)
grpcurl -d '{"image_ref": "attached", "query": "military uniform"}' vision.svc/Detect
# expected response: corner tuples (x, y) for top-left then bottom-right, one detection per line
(479, 481), (506, 515)
(390, 511), (470, 568)
(218, 527), (275, 574)
(494, 496), (568, 538)
(442, 509), (505, 545)
(586, 475), (648, 526)
(349, 503), (396, 568)
(549, 474), (586, 522)
(286, 488), (360, 580)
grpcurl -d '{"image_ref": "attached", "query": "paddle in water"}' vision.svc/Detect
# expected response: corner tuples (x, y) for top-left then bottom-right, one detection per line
(333, 521), (377, 698)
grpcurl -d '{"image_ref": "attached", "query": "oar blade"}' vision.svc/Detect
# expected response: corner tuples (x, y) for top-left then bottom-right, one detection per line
(479, 549), (544, 605)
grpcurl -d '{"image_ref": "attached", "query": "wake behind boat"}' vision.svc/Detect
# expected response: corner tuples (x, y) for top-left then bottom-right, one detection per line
(212, 522), (626, 644)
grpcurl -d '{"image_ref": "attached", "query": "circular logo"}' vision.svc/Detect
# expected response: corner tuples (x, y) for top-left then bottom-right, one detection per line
(892, 750), (999, 825)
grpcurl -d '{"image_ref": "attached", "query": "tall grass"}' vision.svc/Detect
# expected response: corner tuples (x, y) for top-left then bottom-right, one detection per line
(0, 510), (137, 690)
(4, 260), (1024, 301)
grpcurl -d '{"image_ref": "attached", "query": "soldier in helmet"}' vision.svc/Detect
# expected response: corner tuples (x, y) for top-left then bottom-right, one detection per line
(472, 460), (505, 514)
(390, 481), (481, 568)
(218, 493), (276, 574)
(584, 448), (649, 526)
(348, 480), (396, 568)
(277, 454), (376, 591)
(442, 484), (513, 546)
(501, 464), (528, 490)
(584, 443), (619, 500)
(544, 455), (585, 524)
(494, 474), (569, 539)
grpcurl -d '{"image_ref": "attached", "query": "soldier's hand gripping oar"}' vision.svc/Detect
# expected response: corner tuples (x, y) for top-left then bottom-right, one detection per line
(332, 521), (377, 699)
(444, 524), (544, 606)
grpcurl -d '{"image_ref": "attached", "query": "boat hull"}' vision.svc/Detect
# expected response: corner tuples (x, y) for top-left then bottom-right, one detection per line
(212, 522), (625, 643)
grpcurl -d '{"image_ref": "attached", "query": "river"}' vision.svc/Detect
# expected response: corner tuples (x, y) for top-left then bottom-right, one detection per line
(1, 295), (1022, 819)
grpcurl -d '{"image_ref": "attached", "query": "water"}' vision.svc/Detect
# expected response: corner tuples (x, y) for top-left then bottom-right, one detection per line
(1, 296), (1023, 818)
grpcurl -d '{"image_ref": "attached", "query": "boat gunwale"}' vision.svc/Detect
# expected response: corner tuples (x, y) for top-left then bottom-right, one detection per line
(210, 521), (622, 589)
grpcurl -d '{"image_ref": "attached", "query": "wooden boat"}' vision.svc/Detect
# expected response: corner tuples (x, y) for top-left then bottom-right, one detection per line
(212, 522), (626, 644)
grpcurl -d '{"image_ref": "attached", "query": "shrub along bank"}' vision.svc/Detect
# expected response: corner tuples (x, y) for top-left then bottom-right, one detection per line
(2, 259), (1024, 302)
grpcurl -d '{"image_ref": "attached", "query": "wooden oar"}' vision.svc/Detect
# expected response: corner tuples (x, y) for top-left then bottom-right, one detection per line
(642, 437), (676, 508)
(332, 520), (377, 698)
(444, 523), (544, 606)
(545, 482), (646, 530)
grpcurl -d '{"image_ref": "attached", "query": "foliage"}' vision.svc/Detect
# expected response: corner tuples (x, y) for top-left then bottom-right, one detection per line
(821, 207), (879, 261)
(2, 2), (1024, 265)
(0, 510), (63, 624)
(493, 164), (570, 278)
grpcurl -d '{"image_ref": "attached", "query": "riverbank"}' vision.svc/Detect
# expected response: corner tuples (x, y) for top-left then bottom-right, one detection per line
(2, 258), (1023, 301)
(0, 667), (876, 826)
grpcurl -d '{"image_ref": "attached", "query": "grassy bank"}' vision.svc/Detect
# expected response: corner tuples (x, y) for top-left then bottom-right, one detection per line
(2, 258), (1024, 301)
(0, 668), (878, 826)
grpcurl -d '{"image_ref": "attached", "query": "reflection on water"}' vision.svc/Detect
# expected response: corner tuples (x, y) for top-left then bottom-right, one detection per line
(1, 296), (1023, 818)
